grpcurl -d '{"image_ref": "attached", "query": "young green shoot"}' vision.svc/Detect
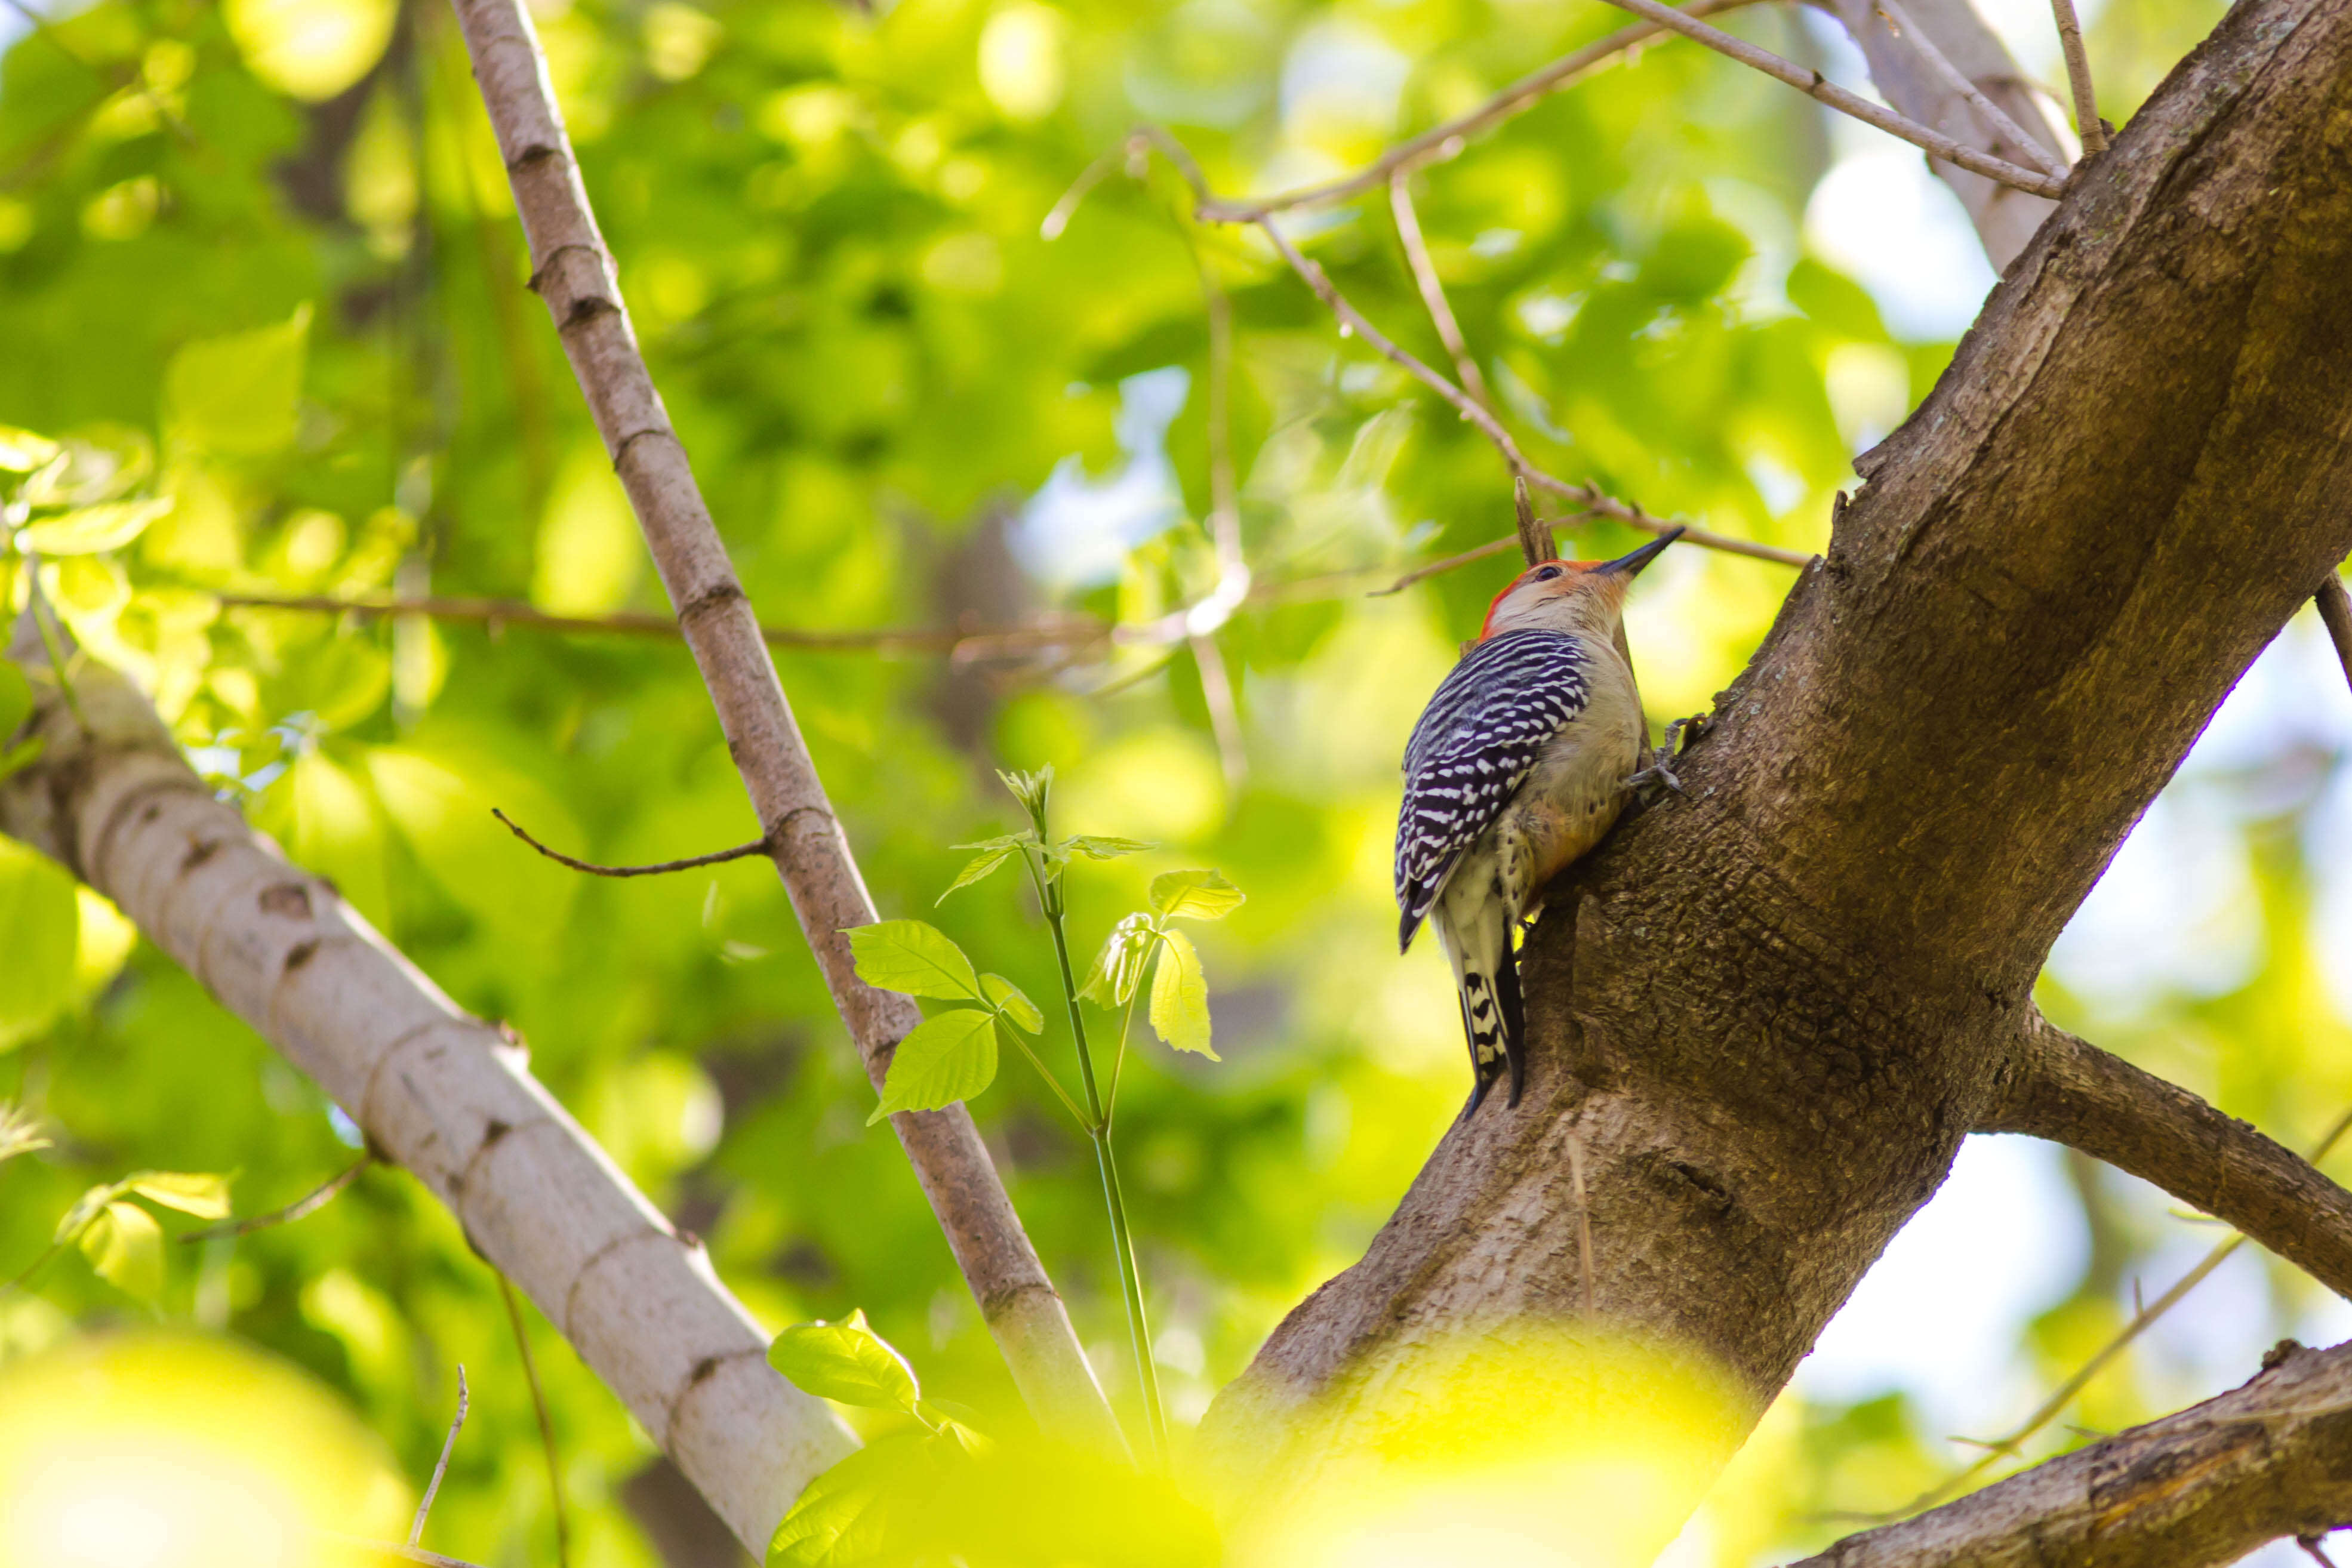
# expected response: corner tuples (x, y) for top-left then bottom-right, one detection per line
(843, 765), (1243, 1469)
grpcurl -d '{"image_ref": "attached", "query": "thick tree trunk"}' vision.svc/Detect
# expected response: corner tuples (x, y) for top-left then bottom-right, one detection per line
(1198, 0), (2352, 1552)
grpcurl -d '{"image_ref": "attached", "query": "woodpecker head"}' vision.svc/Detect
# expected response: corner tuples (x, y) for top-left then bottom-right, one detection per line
(1477, 527), (1685, 642)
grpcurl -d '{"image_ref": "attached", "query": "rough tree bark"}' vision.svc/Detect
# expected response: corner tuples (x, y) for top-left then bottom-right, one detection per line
(0, 651), (853, 1553)
(1197, 0), (2352, 1562)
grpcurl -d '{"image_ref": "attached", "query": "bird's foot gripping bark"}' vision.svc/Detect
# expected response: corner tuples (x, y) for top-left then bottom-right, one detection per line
(1624, 714), (1712, 800)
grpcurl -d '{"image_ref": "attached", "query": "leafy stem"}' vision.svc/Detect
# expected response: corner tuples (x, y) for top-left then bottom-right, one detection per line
(1018, 830), (1169, 1467)
(849, 765), (1240, 1466)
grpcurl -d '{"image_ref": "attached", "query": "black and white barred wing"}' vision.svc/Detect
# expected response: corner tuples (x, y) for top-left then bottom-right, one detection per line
(1394, 630), (1591, 949)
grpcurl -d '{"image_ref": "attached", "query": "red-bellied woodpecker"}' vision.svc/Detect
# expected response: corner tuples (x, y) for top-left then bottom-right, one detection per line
(1394, 528), (1685, 1114)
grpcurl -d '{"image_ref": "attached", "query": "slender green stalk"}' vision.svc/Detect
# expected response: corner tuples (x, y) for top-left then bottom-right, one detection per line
(0, 1238), (64, 1297)
(1024, 849), (1169, 1465)
(1003, 1028), (1091, 1128)
(1106, 987), (1141, 1132)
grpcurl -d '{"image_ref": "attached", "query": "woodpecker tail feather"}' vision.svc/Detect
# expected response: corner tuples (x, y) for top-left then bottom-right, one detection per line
(1438, 907), (1523, 1116)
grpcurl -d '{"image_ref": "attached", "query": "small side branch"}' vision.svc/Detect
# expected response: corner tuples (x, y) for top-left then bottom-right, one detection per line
(1390, 171), (1494, 414)
(411, 1366), (469, 1548)
(1589, 0), (2069, 197)
(1981, 1011), (2352, 1299)
(1199, 0), (1766, 218)
(2049, 0), (2107, 153)
(491, 809), (769, 879)
(181, 1154), (372, 1242)
(1873, 0), (2071, 179)
(1794, 1341), (2352, 1567)
(1243, 210), (1810, 568)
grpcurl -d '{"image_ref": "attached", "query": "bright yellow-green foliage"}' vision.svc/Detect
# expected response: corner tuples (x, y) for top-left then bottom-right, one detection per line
(1, 0), (2335, 1560)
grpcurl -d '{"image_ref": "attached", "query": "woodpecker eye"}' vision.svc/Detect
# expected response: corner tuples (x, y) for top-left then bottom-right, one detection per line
(1532, 565), (1564, 583)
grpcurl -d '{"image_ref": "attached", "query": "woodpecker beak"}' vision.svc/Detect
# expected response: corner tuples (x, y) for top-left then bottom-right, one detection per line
(1592, 526), (1685, 578)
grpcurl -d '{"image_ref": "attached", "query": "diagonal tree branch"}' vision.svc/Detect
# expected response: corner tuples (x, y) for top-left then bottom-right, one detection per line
(1793, 1339), (2352, 1568)
(1808, 0), (2069, 267)
(1979, 1012), (2352, 1299)
(0, 652), (855, 1554)
(441, 0), (1120, 1453)
(1587, 0), (2068, 196)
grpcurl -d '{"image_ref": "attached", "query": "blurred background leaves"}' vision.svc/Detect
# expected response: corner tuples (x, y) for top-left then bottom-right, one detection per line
(1, 0), (2343, 1560)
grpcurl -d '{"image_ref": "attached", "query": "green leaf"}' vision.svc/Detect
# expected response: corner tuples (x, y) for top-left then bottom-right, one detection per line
(996, 766), (1052, 826)
(15, 497), (171, 556)
(1149, 929), (1217, 1059)
(978, 974), (1043, 1033)
(80, 1200), (163, 1298)
(916, 1402), (988, 1456)
(0, 1102), (49, 1164)
(768, 1432), (947, 1568)
(125, 1170), (233, 1220)
(936, 839), (1025, 903)
(0, 427), (60, 473)
(1149, 869), (1245, 922)
(1063, 834), (1154, 861)
(165, 305), (312, 457)
(768, 1308), (921, 1412)
(844, 920), (982, 1002)
(868, 1009), (998, 1125)
(1078, 913), (1156, 1006)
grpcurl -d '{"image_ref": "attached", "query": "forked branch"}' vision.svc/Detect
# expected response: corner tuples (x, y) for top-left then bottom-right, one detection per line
(1980, 1011), (2352, 1299)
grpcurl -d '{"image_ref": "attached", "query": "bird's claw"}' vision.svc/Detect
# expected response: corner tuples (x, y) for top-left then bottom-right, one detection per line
(1623, 714), (1711, 803)
(1623, 760), (1685, 797)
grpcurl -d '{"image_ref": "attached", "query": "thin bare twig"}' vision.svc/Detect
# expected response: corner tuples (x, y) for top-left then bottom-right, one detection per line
(411, 1366), (468, 1547)
(1873, 0), (2071, 180)
(1241, 209), (1810, 567)
(2316, 576), (2352, 692)
(498, 1274), (571, 1568)
(491, 808), (769, 879)
(1587, 0), (2068, 197)
(1390, 171), (1493, 414)
(211, 591), (1047, 656)
(1513, 476), (1556, 567)
(181, 1155), (372, 1242)
(1040, 144), (1125, 241)
(2048, 0), (2107, 153)
(1368, 534), (1534, 596)
(1196, 0), (1766, 220)
(2302, 1535), (2341, 1568)
(1190, 633), (1247, 794)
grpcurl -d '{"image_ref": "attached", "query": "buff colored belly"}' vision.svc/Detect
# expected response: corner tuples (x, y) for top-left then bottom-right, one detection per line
(1492, 676), (1644, 918)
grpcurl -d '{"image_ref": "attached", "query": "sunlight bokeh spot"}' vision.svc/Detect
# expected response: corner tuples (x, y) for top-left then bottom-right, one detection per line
(0, 1333), (405, 1568)
(224, 0), (397, 102)
(978, 4), (1067, 122)
(1232, 1326), (1753, 1568)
